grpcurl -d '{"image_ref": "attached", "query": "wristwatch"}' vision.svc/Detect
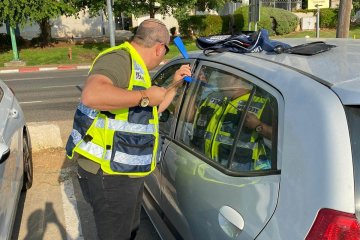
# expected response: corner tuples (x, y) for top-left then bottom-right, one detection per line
(139, 90), (150, 107)
(255, 123), (263, 133)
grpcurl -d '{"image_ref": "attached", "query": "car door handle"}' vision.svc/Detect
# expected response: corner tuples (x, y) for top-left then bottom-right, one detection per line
(10, 109), (19, 119)
(218, 206), (245, 238)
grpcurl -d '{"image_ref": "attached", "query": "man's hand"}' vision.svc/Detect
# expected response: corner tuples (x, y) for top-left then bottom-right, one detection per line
(173, 64), (192, 84)
(145, 86), (167, 106)
(244, 112), (272, 139)
(244, 112), (261, 129)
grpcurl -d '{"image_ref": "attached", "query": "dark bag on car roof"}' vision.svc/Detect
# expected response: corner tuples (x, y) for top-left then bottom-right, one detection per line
(196, 29), (291, 55)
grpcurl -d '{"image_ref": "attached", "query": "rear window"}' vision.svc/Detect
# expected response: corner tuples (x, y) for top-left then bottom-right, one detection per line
(345, 106), (360, 220)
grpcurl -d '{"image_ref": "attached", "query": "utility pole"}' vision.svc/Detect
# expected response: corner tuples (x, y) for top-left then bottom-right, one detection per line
(249, 0), (260, 31)
(106, 0), (116, 47)
(4, 24), (26, 67)
(336, 0), (352, 38)
(9, 26), (19, 61)
(316, 4), (321, 38)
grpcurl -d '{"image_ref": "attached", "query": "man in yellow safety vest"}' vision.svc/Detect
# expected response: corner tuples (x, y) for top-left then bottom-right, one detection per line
(66, 19), (191, 240)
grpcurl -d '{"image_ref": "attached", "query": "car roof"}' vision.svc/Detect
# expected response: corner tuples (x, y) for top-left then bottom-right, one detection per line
(186, 38), (360, 105)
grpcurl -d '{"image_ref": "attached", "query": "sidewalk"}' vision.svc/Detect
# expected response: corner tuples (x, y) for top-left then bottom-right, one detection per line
(13, 120), (160, 240)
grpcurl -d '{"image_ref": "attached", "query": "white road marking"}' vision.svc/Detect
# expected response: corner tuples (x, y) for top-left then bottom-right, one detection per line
(20, 97), (80, 105)
(60, 168), (84, 240)
(20, 101), (43, 104)
(42, 84), (78, 89)
(4, 75), (87, 82)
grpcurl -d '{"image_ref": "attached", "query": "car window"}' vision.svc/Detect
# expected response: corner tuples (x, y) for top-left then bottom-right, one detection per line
(345, 106), (360, 220)
(176, 65), (278, 173)
(153, 64), (185, 136)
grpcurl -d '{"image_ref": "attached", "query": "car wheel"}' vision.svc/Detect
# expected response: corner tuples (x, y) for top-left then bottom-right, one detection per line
(22, 133), (33, 191)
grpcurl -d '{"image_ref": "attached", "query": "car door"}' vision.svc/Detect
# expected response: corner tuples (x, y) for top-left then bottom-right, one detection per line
(144, 59), (194, 208)
(160, 61), (282, 240)
(0, 83), (23, 239)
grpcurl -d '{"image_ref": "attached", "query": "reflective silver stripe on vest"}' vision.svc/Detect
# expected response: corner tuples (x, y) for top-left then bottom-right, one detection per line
(216, 134), (257, 150)
(70, 129), (82, 145)
(113, 151), (152, 166)
(95, 118), (155, 133)
(78, 103), (99, 119)
(105, 150), (112, 161)
(78, 141), (105, 159)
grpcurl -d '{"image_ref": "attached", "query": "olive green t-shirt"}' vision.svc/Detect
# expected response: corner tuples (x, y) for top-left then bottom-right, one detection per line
(90, 49), (131, 88)
(77, 49), (132, 174)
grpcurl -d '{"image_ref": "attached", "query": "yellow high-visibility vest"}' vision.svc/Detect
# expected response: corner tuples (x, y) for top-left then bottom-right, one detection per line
(208, 93), (268, 165)
(66, 42), (159, 176)
(193, 92), (268, 168)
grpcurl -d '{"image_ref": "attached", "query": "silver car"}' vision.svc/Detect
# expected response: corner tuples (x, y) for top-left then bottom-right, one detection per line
(0, 79), (33, 240)
(143, 39), (360, 240)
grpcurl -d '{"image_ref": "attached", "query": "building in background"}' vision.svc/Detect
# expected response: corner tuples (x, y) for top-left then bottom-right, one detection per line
(0, 0), (343, 40)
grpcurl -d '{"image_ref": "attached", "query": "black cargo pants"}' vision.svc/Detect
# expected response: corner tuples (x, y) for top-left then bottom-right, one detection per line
(77, 166), (144, 240)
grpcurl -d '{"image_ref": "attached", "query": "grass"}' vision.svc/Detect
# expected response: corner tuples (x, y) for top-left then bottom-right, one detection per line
(275, 25), (360, 39)
(1, 25), (359, 67)
(166, 38), (199, 59)
(0, 39), (198, 67)
(0, 42), (110, 67)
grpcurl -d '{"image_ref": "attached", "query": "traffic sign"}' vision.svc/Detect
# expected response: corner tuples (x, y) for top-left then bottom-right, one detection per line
(308, 0), (329, 10)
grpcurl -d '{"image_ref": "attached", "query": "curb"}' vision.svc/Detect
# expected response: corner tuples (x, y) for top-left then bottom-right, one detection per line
(0, 65), (91, 74)
(28, 123), (64, 152)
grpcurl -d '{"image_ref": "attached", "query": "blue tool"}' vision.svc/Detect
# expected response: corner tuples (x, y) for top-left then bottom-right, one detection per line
(173, 36), (192, 83)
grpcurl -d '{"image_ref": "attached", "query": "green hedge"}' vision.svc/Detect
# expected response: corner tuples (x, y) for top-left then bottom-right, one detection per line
(233, 6), (299, 35)
(294, 8), (338, 29)
(179, 15), (231, 37)
(319, 8), (338, 28)
(178, 7), (298, 37)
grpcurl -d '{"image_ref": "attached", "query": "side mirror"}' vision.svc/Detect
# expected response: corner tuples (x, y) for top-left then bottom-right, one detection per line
(159, 109), (170, 122)
(0, 143), (10, 164)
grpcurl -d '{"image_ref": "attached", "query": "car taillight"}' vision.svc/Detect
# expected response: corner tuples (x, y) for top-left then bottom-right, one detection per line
(306, 208), (360, 240)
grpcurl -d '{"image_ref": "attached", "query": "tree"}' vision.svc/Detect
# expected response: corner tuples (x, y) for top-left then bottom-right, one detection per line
(336, 0), (352, 38)
(195, 0), (227, 11)
(75, 0), (198, 19)
(353, 0), (360, 12)
(0, 0), (76, 46)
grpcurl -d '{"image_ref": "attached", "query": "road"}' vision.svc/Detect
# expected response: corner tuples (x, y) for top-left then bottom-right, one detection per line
(2, 68), (159, 122)
(0, 70), (161, 240)
(2, 70), (87, 122)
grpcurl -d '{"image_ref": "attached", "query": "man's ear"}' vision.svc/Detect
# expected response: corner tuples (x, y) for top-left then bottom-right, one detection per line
(155, 43), (162, 56)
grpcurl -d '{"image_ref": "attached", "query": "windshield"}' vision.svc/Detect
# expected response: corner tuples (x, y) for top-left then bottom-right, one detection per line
(345, 106), (360, 220)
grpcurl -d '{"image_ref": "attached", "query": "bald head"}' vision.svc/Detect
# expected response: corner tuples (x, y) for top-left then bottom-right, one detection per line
(133, 19), (170, 47)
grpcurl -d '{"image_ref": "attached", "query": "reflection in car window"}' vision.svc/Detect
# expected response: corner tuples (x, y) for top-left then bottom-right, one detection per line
(177, 65), (278, 173)
(153, 64), (185, 135)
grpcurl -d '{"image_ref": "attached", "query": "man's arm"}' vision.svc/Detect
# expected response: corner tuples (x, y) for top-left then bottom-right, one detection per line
(244, 112), (272, 140)
(82, 74), (167, 111)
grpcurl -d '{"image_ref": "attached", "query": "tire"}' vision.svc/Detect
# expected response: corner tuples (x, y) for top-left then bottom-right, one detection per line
(22, 133), (33, 191)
